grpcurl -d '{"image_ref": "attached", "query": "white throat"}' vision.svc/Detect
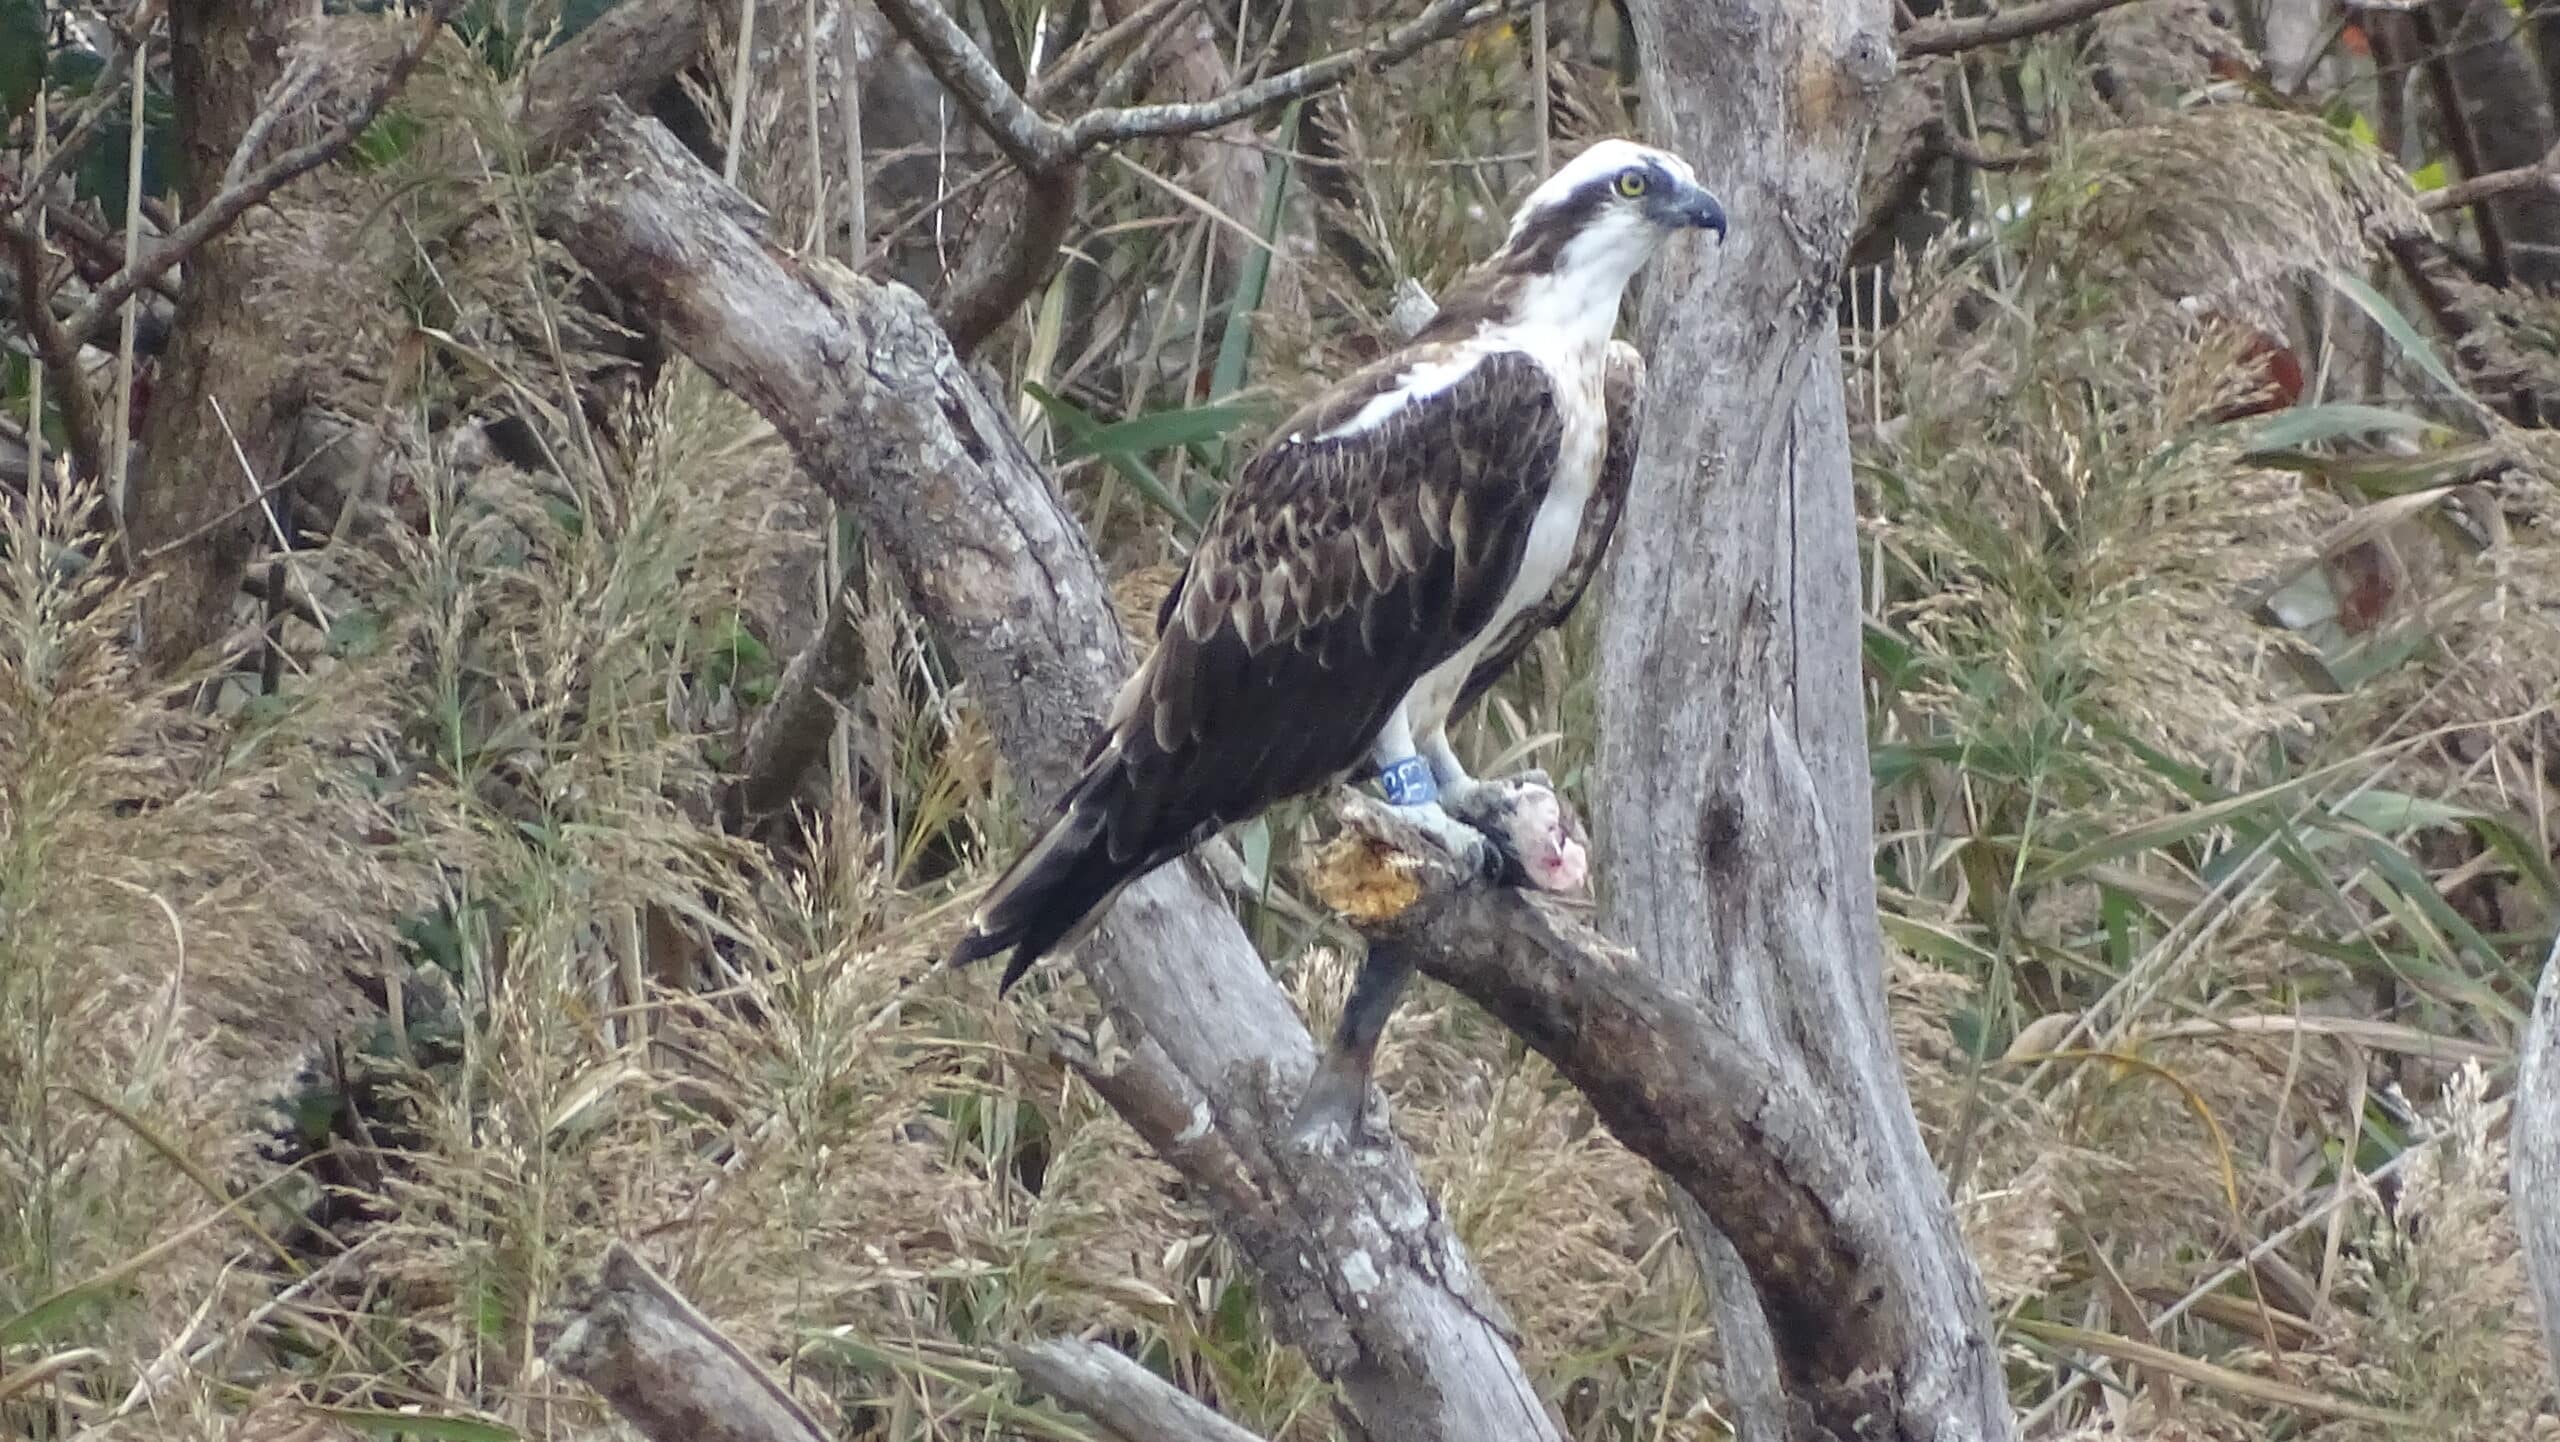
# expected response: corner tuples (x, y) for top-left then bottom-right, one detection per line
(1497, 217), (1657, 351)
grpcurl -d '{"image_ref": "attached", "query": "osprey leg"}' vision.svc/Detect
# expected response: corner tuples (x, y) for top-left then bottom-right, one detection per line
(1291, 938), (1417, 1144)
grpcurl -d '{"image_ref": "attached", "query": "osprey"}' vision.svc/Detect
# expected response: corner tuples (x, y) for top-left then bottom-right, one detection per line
(952, 140), (1725, 989)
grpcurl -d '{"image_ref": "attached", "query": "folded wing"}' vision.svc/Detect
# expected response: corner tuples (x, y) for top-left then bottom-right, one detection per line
(951, 347), (1566, 987)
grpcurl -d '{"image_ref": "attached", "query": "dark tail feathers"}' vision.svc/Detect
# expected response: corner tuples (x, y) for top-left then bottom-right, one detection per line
(949, 782), (1136, 993)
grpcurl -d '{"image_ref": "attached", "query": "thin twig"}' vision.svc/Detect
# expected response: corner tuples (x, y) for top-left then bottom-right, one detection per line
(1899, 0), (2146, 57)
(54, 0), (465, 352)
(885, 0), (1521, 350)
(113, 33), (153, 520)
(873, 0), (1072, 173)
(1026, 0), (1197, 104)
(2403, 4), (2509, 284)
(2420, 141), (2560, 214)
(1057, 0), (1524, 152)
(221, 55), (330, 192)
(4, 225), (111, 483)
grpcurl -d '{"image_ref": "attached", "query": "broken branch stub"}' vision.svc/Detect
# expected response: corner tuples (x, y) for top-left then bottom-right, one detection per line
(548, 1243), (830, 1442)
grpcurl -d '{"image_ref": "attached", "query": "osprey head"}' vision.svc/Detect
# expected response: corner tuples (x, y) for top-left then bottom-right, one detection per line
(1509, 139), (1727, 248)
(1487, 140), (1725, 331)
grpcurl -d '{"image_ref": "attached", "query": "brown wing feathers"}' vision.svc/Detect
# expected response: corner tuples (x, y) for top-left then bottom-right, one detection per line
(950, 348), (1567, 988)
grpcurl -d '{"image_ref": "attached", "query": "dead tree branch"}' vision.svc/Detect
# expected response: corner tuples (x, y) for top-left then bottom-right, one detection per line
(1610, 3), (2011, 1436)
(548, 1243), (831, 1442)
(516, 0), (715, 158)
(3, 226), (111, 483)
(1055, 0), (1527, 151)
(2420, 141), (2560, 214)
(719, 599), (867, 833)
(2513, 929), (2560, 1389)
(1899, 0), (2145, 57)
(538, 104), (1565, 1442)
(50, 0), (463, 353)
(872, 0), (1525, 351)
(1008, 1339), (1274, 1442)
(1314, 785), (1967, 1440)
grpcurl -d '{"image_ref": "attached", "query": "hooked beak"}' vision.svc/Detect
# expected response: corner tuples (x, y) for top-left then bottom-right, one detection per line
(1681, 182), (1728, 241)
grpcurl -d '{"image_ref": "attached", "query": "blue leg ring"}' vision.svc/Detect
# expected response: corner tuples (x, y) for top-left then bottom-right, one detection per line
(1377, 755), (1438, 806)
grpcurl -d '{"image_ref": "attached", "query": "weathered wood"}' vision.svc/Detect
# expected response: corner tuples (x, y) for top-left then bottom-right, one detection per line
(539, 105), (1564, 1442)
(517, 0), (713, 159)
(1598, 2), (2013, 1437)
(2513, 931), (2560, 1388)
(1318, 792), (1989, 1439)
(548, 1243), (830, 1442)
(1009, 1339), (1272, 1442)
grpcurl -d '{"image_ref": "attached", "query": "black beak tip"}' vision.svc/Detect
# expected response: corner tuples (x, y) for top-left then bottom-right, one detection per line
(1694, 194), (1729, 241)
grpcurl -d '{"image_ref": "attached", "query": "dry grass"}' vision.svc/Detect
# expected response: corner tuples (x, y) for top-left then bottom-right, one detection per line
(3, 4), (2557, 1441)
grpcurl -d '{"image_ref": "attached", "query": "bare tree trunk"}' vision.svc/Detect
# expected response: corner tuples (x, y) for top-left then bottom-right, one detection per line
(2514, 931), (2560, 1388)
(1593, 2), (2012, 1436)
(128, 0), (318, 672)
(2441, 0), (2560, 289)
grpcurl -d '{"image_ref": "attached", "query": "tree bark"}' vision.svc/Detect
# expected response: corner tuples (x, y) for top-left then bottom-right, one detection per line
(2514, 930), (2560, 1389)
(538, 105), (1565, 1442)
(548, 1243), (831, 1442)
(1595, 2), (2012, 1437)
(1313, 795), (2005, 1440)
(2441, 0), (2560, 289)
(1009, 1339), (1275, 1442)
(127, 0), (317, 672)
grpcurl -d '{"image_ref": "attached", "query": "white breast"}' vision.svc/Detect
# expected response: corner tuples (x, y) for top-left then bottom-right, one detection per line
(1398, 338), (1610, 739)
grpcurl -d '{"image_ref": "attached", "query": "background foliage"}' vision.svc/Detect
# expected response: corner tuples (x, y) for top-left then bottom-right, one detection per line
(4, 0), (2558, 1437)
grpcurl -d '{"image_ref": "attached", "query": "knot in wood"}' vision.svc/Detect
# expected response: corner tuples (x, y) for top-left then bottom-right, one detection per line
(1699, 792), (1747, 873)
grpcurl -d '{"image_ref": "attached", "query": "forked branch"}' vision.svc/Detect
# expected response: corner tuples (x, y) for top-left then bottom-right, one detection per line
(871, 0), (1527, 349)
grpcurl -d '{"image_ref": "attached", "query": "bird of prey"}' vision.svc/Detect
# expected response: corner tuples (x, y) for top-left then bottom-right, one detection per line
(950, 139), (1725, 992)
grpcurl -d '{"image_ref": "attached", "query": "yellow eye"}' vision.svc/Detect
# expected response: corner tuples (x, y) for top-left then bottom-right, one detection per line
(1614, 168), (1649, 198)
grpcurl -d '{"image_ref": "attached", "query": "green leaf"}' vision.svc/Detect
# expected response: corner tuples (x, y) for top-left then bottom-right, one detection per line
(2408, 159), (2446, 191)
(1056, 403), (1254, 462)
(2329, 788), (2475, 833)
(2031, 760), (2350, 882)
(2240, 402), (2431, 453)
(74, 91), (177, 207)
(312, 1406), (521, 1442)
(1023, 382), (1199, 535)
(1208, 103), (1299, 407)
(0, 0), (43, 122)
(2325, 269), (2470, 406)
(352, 108), (426, 171)
(2251, 439), (2508, 499)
